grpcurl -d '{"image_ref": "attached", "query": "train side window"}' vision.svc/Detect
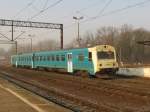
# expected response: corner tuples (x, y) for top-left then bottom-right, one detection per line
(52, 55), (55, 61)
(47, 56), (50, 61)
(43, 56), (45, 61)
(56, 55), (60, 61)
(44, 56), (46, 61)
(40, 56), (42, 61)
(61, 55), (65, 61)
(42, 56), (45, 61)
(33, 56), (35, 61)
(37, 56), (39, 61)
(67, 54), (72, 60)
(88, 52), (92, 61)
(34, 56), (36, 61)
(36, 56), (38, 61)
(45, 56), (47, 61)
(78, 54), (84, 61)
(38, 56), (40, 61)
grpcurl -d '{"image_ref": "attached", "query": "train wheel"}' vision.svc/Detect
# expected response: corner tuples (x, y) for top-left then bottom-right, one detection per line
(73, 70), (88, 78)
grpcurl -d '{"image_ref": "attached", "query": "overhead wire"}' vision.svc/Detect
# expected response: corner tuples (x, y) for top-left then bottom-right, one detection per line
(64, 0), (150, 29)
(64, 0), (112, 29)
(95, 0), (112, 17)
(12, 0), (36, 19)
(56, 0), (104, 20)
(10, 0), (37, 41)
(21, 0), (63, 41)
(83, 0), (150, 23)
(42, 0), (50, 10)
(12, 0), (52, 41)
(28, 0), (63, 20)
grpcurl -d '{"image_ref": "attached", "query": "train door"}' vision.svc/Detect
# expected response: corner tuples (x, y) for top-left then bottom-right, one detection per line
(31, 54), (34, 68)
(15, 57), (18, 68)
(67, 53), (73, 73)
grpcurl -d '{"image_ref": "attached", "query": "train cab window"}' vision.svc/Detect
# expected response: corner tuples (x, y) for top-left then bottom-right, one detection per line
(97, 51), (114, 59)
(56, 55), (60, 61)
(61, 55), (65, 61)
(78, 54), (84, 61)
(88, 52), (92, 61)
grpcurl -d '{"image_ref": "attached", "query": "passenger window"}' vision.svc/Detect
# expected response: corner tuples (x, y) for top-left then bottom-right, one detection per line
(47, 56), (51, 61)
(61, 55), (65, 61)
(36, 56), (38, 61)
(40, 56), (42, 61)
(38, 56), (40, 61)
(89, 52), (92, 61)
(52, 55), (55, 61)
(56, 55), (60, 61)
(67, 54), (72, 60)
(44, 56), (47, 61)
(78, 54), (84, 61)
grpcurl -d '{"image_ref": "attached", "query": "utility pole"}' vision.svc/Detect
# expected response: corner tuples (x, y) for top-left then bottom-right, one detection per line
(73, 16), (83, 47)
(11, 20), (14, 41)
(15, 41), (17, 54)
(28, 34), (34, 52)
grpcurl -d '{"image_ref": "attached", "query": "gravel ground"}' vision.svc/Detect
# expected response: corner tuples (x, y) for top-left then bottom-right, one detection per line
(1, 65), (150, 112)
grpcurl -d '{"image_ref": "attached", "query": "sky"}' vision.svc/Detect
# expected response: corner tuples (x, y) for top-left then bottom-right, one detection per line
(0, 0), (150, 50)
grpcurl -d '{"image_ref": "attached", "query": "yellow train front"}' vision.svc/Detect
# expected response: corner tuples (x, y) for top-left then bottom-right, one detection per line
(89, 45), (118, 74)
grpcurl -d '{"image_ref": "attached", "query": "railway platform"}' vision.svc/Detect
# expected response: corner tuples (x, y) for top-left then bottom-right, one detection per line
(0, 75), (71, 112)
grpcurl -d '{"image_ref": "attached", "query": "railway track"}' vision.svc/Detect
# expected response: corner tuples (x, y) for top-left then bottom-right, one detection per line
(0, 71), (121, 112)
(31, 71), (150, 98)
(1, 67), (150, 111)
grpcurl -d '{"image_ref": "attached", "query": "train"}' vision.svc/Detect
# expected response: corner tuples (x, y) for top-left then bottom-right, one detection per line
(11, 45), (118, 76)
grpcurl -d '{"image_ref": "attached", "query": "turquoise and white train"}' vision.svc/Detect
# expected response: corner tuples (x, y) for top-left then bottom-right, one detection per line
(11, 45), (118, 76)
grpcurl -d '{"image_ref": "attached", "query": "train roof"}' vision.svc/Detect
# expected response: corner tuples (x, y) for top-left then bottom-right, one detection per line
(11, 45), (115, 57)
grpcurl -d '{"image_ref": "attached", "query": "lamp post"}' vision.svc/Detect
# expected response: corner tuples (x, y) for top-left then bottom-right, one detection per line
(73, 16), (83, 47)
(28, 34), (34, 52)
